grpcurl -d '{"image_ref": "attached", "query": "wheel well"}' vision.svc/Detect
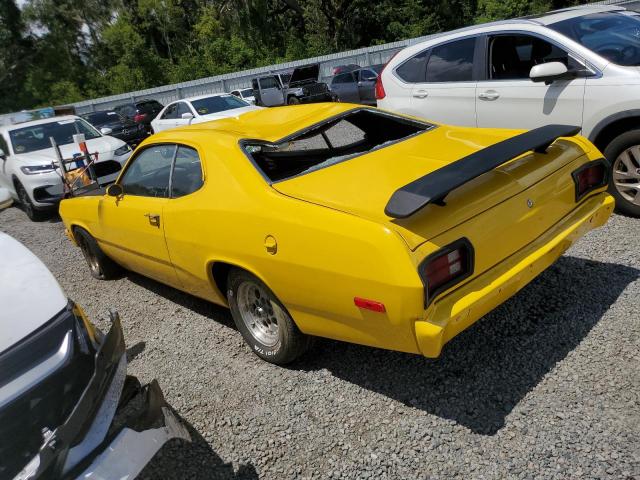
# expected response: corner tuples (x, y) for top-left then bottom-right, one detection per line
(593, 117), (640, 153)
(211, 262), (234, 299)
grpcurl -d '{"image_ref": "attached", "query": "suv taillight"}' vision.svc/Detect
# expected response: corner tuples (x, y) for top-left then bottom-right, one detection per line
(133, 112), (147, 123)
(375, 51), (398, 100)
(419, 239), (474, 307)
(572, 160), (608, 201)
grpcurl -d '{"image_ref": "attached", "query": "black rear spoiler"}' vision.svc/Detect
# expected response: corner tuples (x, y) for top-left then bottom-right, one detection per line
(384, 124), (581, 219)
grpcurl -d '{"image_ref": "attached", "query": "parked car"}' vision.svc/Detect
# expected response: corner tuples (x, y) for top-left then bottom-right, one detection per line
(113, 99), (164, 134)
(251, 64), (336, 106)
(376, 4), (640, 216)
(0, 116), (132, 220)
(150, 93), (261, 133)
(332, 64), (360, 75)
(230, 88), (257, 105)
(0, 231), (188, 480)
(59, 104), (612, 365)
(81, 110), (148, 146)
(330, 68), (379, 105)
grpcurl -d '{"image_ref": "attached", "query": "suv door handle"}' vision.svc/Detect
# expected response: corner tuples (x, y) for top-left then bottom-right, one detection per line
(144, 213), (160, 227)
(478, 91), (500, 101)
(412, 89), (429, 98)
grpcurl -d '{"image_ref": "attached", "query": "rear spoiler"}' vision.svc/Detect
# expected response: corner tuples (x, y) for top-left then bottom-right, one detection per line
(384, 124), (581, 219)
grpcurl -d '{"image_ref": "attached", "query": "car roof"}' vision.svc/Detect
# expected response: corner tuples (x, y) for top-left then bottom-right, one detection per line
(0, 115), (80, 133)
(526, 5), (627, 25)
(150, 103), (359, 144)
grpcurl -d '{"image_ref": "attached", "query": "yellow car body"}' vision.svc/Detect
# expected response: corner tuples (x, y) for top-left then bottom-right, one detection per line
(59, 103), (613, 360)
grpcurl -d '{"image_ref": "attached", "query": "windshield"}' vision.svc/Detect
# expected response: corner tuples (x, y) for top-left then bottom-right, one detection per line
(82, 111), (122, 125)
(190, 95), (249, 116)
(240, 89), (253, 97)
(550, 12), (640, 66)
(9, 119), (101, 154)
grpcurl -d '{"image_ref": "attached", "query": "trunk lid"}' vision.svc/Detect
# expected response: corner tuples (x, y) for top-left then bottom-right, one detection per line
(272, 125), (590, 250)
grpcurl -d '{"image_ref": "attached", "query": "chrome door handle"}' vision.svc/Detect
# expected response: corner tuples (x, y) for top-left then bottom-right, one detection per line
(144, 213), (160, 227)
(412, 90), (429, 98)
(478, 91), (500, 101)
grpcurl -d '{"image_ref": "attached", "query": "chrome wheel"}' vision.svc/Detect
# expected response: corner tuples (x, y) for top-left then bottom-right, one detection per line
(237, 281), (284, 347)
(613, 145), (640, 206)
(77, 235), (101, 277)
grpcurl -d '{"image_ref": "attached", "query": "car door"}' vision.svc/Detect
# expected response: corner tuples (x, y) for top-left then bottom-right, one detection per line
(331, 73), (359, 103)
(174, 102), (195, 128)
(402, 36), (479, 126)
(96, 144), (181, 287)
(475, 33), (586, 130)
(357, 69), (378, 105)
(258, 76), (285, 107)
(154, 103), (179, 132)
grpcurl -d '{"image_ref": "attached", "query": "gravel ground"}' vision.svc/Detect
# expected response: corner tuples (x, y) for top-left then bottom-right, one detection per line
(1, 205), (638, 479)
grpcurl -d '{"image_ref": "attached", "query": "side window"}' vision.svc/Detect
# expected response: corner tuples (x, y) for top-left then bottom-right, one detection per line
(162, 104), (178, 119)
(259, 77), (280, 89)
(119, 144), (176, 198)
(176, 102), (192, 117)
(333, 73), (355, 84)
(395, 50), (429, 83)
(359, 69), (377, 81)
(425, 37), (476, 82)
(489, 34), (579, 80)
(171, 146), (203, 198)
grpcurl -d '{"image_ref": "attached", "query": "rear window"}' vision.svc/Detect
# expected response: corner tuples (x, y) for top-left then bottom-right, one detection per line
(244, 109), (433, 182)
(82, 111), (121, 125)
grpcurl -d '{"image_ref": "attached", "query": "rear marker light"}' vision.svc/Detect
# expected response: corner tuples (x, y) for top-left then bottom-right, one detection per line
(419, 238), (474, 308)
(572, 160), (608, 201)
(375, 51), (399, 100)
(354, 297), (386, 313)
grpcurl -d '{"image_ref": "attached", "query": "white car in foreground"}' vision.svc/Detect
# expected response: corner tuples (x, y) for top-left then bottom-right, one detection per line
(0, 232), (189, 479)
(150, 93), (261, 133)
(0, 116), (132, 220)
(377, 5), (640, 216)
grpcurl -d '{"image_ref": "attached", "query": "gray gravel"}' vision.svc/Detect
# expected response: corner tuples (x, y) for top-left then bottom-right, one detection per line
(1, 205), (639, 480)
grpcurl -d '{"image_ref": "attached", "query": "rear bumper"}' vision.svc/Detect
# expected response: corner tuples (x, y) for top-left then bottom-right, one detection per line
(414, 192), (614, 358)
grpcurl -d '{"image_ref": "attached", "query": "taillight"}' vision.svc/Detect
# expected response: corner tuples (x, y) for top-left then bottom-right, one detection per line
(133, 113), (147, 123)
(572, 160), (608, 201)
(375, 51), (399, 100)
(419, 239), (474, 307)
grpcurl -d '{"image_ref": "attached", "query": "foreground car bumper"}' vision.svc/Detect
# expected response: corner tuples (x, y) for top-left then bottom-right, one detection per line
(414, 192), (615, 358)
(16, 311), (189, 480)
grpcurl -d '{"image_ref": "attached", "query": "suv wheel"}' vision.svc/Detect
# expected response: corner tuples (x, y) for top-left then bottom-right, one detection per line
(15, 181), (46, 221)
(287, 96), (300, 105)
(604, 130), (640, 217)
(227, 269), (310, 365)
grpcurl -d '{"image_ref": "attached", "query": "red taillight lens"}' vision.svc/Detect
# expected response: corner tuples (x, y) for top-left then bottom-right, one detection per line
(572, 160), (608, 201)
(419, 239), (473, 307)
(354, 297), (386, 313)
(133, 113), (147, 123)
(375, 51), (399, 100)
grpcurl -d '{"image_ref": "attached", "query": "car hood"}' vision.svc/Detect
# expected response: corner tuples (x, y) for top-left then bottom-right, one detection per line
(12, 136), (125, 165)
(288, 64), (320, 86)
(0, 232), (67, 353)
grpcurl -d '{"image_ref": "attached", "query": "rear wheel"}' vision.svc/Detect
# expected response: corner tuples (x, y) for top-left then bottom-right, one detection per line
(15, 181), (46, 221)
(287, 96), (301, 105)
(604, 130), (640, 217)
(74, 227), (122, 280)
(227, 269), (310, 365)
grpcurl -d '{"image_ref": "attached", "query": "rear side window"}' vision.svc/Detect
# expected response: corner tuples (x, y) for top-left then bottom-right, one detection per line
(396, 50), (429, 83)
(244, 109), (433, 182)
(425, 38), (476, 82)
(171, 146), (203, 198)
(333, 73), (355, 84)
(119, 145), (176, 198)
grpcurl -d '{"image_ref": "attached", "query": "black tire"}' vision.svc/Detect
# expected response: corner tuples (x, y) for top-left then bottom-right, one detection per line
(227, 269), (310, 365)
(603, 129), (640, 217)
(287, 96), (301, 105)
(15, 181), (47, 221)
(73, 227), (122, 280)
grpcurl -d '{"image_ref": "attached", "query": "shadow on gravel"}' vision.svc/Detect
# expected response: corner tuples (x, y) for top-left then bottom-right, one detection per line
(139, 410), (258, 480)
(296, 256), (640, 435)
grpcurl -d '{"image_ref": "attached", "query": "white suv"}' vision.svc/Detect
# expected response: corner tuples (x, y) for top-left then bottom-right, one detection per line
(0, 115), (132, 220)
(377, 5), (640, 216)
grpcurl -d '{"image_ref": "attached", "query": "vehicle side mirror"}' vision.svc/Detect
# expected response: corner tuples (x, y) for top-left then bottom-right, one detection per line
(529, 62), (570, 84)
(106, 183), (123, 197)
(100, 127), (113, 135)
(181, 112), (194, 121)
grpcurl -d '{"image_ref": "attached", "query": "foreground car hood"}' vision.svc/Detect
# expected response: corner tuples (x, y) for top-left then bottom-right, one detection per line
(12, 136), (125, 165)
(0, 232), (67, 353)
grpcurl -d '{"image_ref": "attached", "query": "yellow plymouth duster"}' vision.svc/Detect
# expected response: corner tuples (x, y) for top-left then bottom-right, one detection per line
(59, 104), (613, 364)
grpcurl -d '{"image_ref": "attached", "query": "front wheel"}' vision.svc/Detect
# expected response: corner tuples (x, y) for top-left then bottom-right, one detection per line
(15, 181), (46, 221)
(74, 227), (122, 280)
(604, 130), (640, 217)
(287, 96), (301, 105)
(227, 269), (310, 365)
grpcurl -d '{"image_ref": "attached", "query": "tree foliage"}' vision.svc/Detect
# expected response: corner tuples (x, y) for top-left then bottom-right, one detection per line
(0, 0), (582, 112)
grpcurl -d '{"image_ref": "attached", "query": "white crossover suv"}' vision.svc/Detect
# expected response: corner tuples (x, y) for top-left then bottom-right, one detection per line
(377, 5), (640, 216)
(0, 116), (132, 220)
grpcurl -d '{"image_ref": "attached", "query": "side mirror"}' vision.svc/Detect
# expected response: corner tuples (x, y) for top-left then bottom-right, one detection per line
(106, 183), (123, 197)
(181, 112), (194, 121)
(100, 127), (113, 135)
(529, 62), (570, 84)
